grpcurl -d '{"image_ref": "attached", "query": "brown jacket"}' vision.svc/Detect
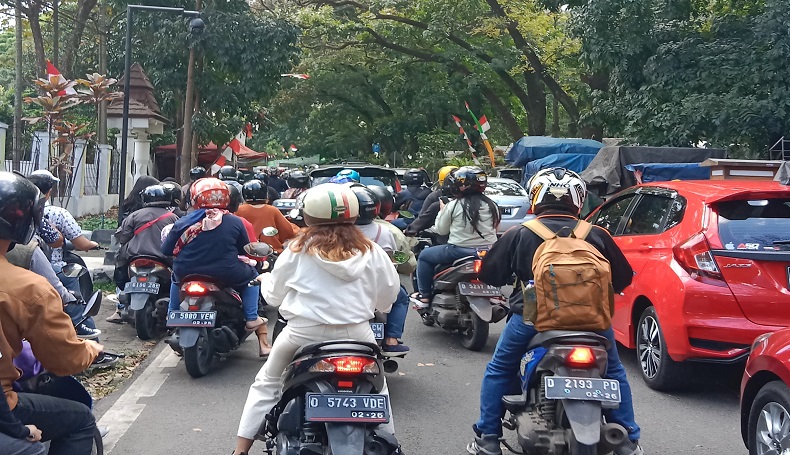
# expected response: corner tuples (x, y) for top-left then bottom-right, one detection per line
(0, 256), (99, 409)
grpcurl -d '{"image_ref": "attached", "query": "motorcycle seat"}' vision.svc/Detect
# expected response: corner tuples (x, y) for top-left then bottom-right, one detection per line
(293, 339), (380, 359)
(527, 330), (610, 350)
(434, 256), (475, 275)
(180, 274), (226, 287)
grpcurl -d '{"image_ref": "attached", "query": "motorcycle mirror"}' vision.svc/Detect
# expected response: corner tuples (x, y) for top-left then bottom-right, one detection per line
(245, 242), (274, 259)
(261, 227), (279, 237)
(83, 291), (102, 318)
(288, 208), (301, 219)
(61, 263), (87, 278)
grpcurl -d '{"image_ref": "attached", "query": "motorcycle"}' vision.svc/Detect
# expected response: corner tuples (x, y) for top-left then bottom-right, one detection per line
(500, 330), (630, 455)
(414, 247), (509, 351)
(165, 242), (275, 378)
(258, 340), (403, 454)
(118, 256), (172, 340)
(62, 242), (96, 302)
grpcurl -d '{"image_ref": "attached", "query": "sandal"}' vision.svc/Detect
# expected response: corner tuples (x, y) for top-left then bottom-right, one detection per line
(409, 292), (430, 310)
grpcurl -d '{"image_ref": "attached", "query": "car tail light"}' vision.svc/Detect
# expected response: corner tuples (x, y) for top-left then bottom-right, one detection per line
(129, 258), (167, 274)
(565, 347), (596, 368)
(309, 356), (380, 375)
(473, 259), (483, 274)
(673, 232), (723, 281)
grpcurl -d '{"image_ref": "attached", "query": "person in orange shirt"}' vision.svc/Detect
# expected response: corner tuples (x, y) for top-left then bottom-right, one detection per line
(236, 180), (297, 252)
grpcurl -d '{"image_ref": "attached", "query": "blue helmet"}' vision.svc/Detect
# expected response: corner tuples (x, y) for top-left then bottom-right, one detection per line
(336, 169), (360, 183)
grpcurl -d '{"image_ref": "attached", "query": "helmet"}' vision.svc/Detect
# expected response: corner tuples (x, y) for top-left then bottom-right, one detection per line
(301, 183), (359, 226)
(27, 169), (60, 194)
(254, 172), (269, 185)
(242, 179), (269, 204)
(350, 185), (380, 225)
(141, 185), (171, 207)
(447, 166), (487, 195)
(403, 168), (425, 186)
(437, 165), (459, 186)
(0, 172), (45, 245)
(226, 181), (244, 212)
(161, 182), (182, 206)
(287, 170), (309, 189)
(268, 166), (279, 177)
(527, 168), (587, 215)
(336, 169), (360, 183)
(368, 185), (393, 218)
(190, 166), (207, 182)
(191, 178), (230, 209)
(218, 165), (237, 181)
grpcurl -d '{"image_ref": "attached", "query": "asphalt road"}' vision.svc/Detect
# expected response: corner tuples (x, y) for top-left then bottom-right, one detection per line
(95, 300), (747, 455)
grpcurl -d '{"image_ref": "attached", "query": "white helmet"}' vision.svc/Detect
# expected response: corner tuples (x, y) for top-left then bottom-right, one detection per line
(301, 183), (359, 226)
(527, 168), (587, 214)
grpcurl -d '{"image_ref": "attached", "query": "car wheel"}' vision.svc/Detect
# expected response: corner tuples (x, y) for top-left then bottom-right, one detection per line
(748, 381), (790, 455)
(636, 306), (688, 391)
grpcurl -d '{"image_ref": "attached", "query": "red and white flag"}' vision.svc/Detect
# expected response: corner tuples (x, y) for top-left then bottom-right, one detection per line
(289, 144), (298, 153)
(281, 73), (310, 80)
(476, 115), (491, 133)
(209, 138), (241, 175)
(46, 60), (77, 96)
(451, 115), (475, 153)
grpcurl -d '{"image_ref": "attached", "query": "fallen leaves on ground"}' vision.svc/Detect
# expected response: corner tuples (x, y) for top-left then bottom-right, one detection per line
(77, 348), (152, 399)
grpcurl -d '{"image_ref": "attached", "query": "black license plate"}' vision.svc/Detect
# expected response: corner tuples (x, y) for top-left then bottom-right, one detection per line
(458, 282), (501, 297)
(124, 281), (160, 294)
(544, 376), (621, 403)
(370, 322), (384, 340)
(501, 207), (512, 215)
(166, 310), (217, 328)
(305, 393), (390, 423)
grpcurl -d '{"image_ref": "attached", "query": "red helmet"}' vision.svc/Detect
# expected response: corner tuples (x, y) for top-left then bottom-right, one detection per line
(191, 178), (230, 209)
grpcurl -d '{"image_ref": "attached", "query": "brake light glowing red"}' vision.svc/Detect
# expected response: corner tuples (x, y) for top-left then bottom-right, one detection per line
(473, 259), (483, 274)
(131, 258), (157, 268)
(330, 357), (375, 374)
(137, 276), (148, 282)
(184, 282), (208, 296)
(672, 232), (723, 281)
(566, 347), (596, 368)
(337, 380), (354, 388)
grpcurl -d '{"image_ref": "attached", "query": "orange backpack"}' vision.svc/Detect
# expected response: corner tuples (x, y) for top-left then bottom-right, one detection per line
(522, 219), (614, 332)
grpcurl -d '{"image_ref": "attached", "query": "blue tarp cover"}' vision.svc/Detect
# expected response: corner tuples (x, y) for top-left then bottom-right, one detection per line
(624, 163), (711, 183)
(506, 136), (604, 167)
(523, 153), (597, 186)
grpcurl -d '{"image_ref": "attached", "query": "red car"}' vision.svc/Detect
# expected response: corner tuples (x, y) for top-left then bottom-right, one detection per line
(740, 328), (790, 455)
(586, 180), (790, 390)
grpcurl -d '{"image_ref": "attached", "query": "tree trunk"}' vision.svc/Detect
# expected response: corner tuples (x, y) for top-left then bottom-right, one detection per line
(551, 96), (560, 137)
(26, 2), (46, 78)
(62, 0), (99, 78)
(524, 71), (546, 136)
(13, 0), (23, 170)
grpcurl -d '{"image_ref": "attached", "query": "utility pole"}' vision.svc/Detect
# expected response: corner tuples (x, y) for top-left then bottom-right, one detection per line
(53, 0), (59, 67)
(97, 2), (107, 144)
(13, 0), (23, 171)
(180, 0), (201, 183)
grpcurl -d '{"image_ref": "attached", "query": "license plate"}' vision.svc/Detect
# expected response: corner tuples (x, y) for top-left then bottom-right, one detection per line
(544, 376), (621, 403)
(166, 310), (217, 328)
(501, 207), (512, 215)
(305, 393), (390, 423)
(370, 322), (385, 340)
(124, 281), (160, 294)
(458, 282), (501, 297)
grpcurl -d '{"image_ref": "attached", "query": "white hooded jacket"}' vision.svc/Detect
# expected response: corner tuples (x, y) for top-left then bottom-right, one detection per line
(260, 242), (400, 327)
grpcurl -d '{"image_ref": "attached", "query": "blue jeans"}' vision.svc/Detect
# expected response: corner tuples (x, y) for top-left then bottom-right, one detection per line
(385, 286), (409, 339)
(12, 393), (95, 455)
(168, 282), (261, 322)
(416, 244), (477, 296)
(391, 217), (414, 230)
(475, 316), (641, 441)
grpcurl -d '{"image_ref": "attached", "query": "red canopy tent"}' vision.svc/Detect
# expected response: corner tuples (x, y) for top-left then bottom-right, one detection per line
(153, 142), (268, 179)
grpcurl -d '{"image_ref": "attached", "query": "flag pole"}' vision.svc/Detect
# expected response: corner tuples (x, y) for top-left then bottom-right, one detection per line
(465, 102), (496, 167)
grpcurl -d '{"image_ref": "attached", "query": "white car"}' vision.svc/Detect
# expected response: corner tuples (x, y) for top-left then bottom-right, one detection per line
(484, 177), (535, 235)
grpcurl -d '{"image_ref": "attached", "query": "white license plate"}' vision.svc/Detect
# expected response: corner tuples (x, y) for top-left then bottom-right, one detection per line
(305, 393), (390, 423)
(458, 282), (501, 297)
(544, 376), (621, 403)
(370, 322), (385, 340)
(124, 281), (160, 294)
(166, 310), (217, 328)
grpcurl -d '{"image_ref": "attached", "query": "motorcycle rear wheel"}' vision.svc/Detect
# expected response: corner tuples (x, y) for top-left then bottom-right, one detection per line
(184, 332), (213, 378)
(134, 300), (157, 340)
(459, 310), (488, 351)
(569, 440), (597, 455)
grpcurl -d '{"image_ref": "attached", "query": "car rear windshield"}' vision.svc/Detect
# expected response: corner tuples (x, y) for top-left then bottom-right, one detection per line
(311, 176), (395, 188)
(715, 198), (790, 251)
(485, 181), (527, 197)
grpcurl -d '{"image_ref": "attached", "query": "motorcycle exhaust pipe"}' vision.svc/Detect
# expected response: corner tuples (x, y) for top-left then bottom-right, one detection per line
(599, 423), (628, 453)
(382, 359), (399, 374)
(211, 328), (233, 353)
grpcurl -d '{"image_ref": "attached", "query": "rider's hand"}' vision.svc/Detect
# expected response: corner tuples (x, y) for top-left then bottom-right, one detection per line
(25, 425), (42, 442)
(84, 339), (104, 356)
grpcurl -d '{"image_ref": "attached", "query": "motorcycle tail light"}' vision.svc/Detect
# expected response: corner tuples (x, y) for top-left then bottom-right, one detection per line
(566, 347), (596, 368)
(130, 258), (167, 275)
(473, 259), (483, 274)
(182, 282), (216, 296)
(338, 380), (354, 389)
(137, 276), (148, 283)
(309, 356), (379, 375)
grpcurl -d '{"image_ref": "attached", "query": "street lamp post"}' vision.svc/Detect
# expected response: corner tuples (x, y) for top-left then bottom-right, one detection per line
(119, 5), (202, 224)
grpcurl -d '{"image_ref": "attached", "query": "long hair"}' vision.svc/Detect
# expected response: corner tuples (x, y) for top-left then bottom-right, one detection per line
(121, 175), (159, 215)
(458, 193), (501, 234)
(289, 224), (372, 261)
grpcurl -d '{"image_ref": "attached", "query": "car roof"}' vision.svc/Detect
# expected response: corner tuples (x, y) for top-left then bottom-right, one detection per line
(631, 180), (790, 203)
(488, 176), (524, 186)
(309, 165), (397, 175)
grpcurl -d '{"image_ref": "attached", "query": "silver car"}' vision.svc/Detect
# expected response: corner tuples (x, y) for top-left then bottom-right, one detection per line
(484, 177), (535, 235)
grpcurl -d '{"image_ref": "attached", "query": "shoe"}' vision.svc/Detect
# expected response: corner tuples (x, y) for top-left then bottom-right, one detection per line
(409, 293), (429, 310)
(89, 353), (120, 369)
(254, 322), (272, 358)
(466, 434), (502, 455)
(382, 344), (410, 357)
(76, 324), (101, 339)
(615, 440), (644, 455)
(105, 310), (124, 324)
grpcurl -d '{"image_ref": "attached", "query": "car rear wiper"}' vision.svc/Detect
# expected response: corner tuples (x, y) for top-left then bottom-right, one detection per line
(773, 240), (790, 245)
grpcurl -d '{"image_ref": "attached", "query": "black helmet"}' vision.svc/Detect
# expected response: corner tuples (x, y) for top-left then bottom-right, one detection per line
(218, 165), (237, 181)
(254, 172), (269, 185)
(368, 185), (393, 218)
(350, 185), (380, 226)
(225, 181), (244, 212)
(160, 182), (182, 206)
(0, 171), (45, 245)
(190, 166), (206, 182)
(242, 179), (269, 204)
(141, 185), (170, 207)
(287, 170), (309, 189)
(403, 168), (426, 186)
(448, 166), (487, 196)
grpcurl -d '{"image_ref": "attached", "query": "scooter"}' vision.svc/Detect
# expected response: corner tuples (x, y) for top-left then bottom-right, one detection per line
(165, 242), (275, 378)
(258, 340), (403, 454)
(500, 330), (630, 455)
(118, 256), (172, 340)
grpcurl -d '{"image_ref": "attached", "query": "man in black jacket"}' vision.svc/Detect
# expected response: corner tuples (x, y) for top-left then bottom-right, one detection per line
(467, 168), (643, 455)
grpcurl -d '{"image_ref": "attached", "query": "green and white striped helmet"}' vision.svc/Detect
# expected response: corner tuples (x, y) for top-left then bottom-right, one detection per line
(302, 183), (359, 226)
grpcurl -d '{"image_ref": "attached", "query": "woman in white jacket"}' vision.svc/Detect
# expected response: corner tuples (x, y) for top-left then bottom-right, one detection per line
(233, 183), (401, 455)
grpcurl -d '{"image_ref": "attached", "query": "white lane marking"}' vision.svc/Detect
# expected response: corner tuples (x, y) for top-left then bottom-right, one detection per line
(98, 348), (180, 453)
